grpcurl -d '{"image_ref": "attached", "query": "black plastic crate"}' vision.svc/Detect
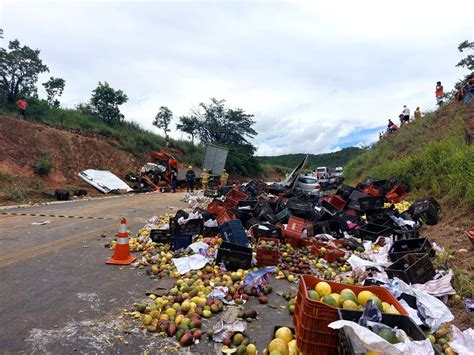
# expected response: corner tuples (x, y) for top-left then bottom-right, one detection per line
(244, 217), (260, 230)
(150, 229), (172, 244)
(203, 226), (219, 237)
(410, 199), (440, 225)
(171, 235), (193, 251)
(252, 223), (282, 240)
(319, 199), (339, 216)
(386, 253), (435, 284)
(216, 241), (252, 270)
(170, 218), (204, 237)
(336, 184), (355, 200)
(274, 208), (291, 223)
(392, 228), (419, 241)
(218, 220), (249, 246)
(258, 207), (278, 224)
(389, 238), (435, 261)
(357, 223), (392, 241)
(345, 190), (367, 211)
(368, 217), (393, 227)
(337, 309), (428, 355)
(358, 196), (385, 211)
(314, 220), (344, 237)
(236, 200), (259, 214)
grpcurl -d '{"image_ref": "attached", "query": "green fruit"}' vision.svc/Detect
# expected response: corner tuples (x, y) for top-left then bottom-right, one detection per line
(308, 290), (320, 300)
(136, 304), (147, 313)
(368, 296), (383, 311)
(322, 295), (338, 307)
(342, 300), (359, 310)
(438, 338), (448, 346)
(233, 333), (244, 345)
(236, 344), (247, 355)
(377, 329), (400, 344)
(175, 328), (185, 341)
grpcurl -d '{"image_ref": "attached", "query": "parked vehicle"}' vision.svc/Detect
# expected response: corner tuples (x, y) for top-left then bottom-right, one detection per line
(334, 166), (343, 177)
(295, 174), (321, 195)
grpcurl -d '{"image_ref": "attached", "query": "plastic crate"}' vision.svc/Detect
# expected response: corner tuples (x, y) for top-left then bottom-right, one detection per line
(321, 246), (346, 262)
(313, 220), (344, 237)
(325, 195), (346, 211)
(293, 276), (407, 355)
(216, 241), (252, 270)
(207, 199), (225, 215)
(386, 184), (407, 203)
(287, 198), (313, 217)
(224, 197), (238, 209)
(283, 216), (305, 242)
(337, 309), (429, 355)
(258, 207), (278, 224)
(170, 218), (203, 237)
(386, 253), (436, 284)
(225, 188), (249, 202)
(388, 238), (434, 262)
(392, 227), (419, 241)
(345, 190), (367, 211)
(218, 220), (249, 246)
(336, 185), (355, 200)
(150, 229), (172, 244)
(357, 223), (392, 241)
(251, 223), (282, 240)
(320, 199), (340, 216)
(274, 208), (292, 223)
(203, 226), (219, 237)
(358, 196), (385, 211)
(256, 237), (280, 266)
(171, 235), (193, 250)
(236, 200), (259, 214)
(410, 199), (440, 225)
(216, 209), (235, 225)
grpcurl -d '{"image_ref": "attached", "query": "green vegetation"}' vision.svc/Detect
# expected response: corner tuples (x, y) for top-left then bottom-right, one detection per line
(344, 104), (474, 205)
(0, 171), (50, 203)
(257, 147), (364, 170)
(34, 151), (53, 176)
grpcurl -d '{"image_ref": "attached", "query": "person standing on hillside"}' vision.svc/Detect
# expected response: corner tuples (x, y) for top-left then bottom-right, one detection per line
(185, 166), (196, 193)
(401, 105), (410, 125)
(436, 81), (444, 105)
(414, 107), (421, 119)
(16, 97), (27, 119)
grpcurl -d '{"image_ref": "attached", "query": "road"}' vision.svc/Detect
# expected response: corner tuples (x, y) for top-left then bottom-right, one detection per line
(0, 192), (292, 354)
(0, 192), (189, 353)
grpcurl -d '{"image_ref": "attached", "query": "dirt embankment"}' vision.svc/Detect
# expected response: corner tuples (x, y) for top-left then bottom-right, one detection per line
(0, 115), (144, 188)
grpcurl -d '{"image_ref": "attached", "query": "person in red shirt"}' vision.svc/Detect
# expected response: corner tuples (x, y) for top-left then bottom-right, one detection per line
(435, 81), (444, 105)
(16, 97), (28, 118)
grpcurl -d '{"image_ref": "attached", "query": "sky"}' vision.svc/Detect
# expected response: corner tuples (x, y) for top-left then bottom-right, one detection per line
(1, 0), (473, 156)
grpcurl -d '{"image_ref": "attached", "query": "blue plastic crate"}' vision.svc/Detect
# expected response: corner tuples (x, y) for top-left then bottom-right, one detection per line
(218, 220), (249, 246)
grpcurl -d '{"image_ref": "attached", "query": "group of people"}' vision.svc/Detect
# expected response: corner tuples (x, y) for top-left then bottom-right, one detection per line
(380, 105), (422, 140)
(184, 166), (229, 193)
(453, 76), (474, 105)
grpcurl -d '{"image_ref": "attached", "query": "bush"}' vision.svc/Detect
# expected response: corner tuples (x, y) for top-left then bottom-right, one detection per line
(34, 152), (53, 176)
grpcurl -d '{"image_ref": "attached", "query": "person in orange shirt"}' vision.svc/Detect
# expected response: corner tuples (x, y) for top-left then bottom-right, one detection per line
(16, 97), (28, 118)
(435, 81), (443, 105)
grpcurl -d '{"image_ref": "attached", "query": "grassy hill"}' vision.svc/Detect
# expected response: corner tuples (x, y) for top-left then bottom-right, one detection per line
(344, 102), (474, 205)
(257, 147), (364, 172)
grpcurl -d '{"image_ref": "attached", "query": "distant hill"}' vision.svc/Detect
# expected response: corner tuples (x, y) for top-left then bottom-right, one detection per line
(257, 147), (364, 170)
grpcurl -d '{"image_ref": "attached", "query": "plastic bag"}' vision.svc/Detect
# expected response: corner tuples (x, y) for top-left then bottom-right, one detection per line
(242, 266), (276, 291)
(359, 300), (382, 326)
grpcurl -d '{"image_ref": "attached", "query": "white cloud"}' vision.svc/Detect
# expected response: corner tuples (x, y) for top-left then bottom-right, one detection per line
(1, 0), (473, 155)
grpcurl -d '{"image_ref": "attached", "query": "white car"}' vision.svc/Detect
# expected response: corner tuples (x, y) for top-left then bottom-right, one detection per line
(295, 175), (321, 195)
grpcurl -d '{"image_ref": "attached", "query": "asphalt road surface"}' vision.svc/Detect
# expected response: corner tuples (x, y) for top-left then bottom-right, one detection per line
(0, 192), (292, 354)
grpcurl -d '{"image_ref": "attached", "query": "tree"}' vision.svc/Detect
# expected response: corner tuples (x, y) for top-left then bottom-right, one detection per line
(195, 98), (257, 146)
(180, 98), (261, 175)
(0, 39), (49, 104)
(456, 40), (474, 72)
(153, 106), (173, 142)
(176, 115), (200, 144)
(42, 77), (65, 108)
(89, 81), (128, 124)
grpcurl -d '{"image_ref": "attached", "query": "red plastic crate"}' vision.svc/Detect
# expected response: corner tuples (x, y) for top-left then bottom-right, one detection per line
(256, 237), (280, 266)
(325, 195), (346, 211)
(466, 227), (474, 246)
(216, 209), (236, 225)
(321, 246), (346, 262)
(225, 188), (249, 202)
(283, 216), (305, 239)
(207, 199), (225, 215)
(224, 197), (238, 209)
(386, 184), (406, 203)
(362, 185), (382, 197)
